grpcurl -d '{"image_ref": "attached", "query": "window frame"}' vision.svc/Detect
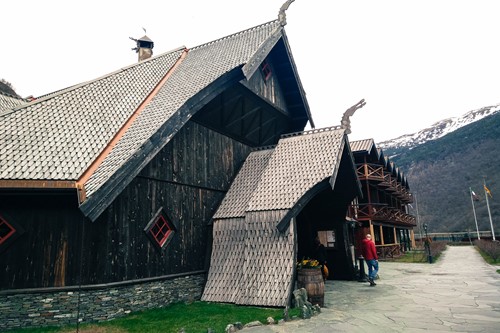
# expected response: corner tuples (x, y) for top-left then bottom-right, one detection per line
(0, 216), (16, 246)
(260, 59), (272, 81)
(144, 208), (177, 251)
(0, 213), (24, 253)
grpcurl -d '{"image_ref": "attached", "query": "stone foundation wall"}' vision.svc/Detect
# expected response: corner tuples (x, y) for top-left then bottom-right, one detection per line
(0, 272), (206, 331)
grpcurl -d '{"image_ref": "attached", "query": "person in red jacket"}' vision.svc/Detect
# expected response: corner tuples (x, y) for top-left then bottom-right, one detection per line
(362, 233), (379, 286)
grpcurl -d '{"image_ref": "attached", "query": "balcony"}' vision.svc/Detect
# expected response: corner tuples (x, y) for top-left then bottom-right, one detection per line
(356, 163), (413, 203)
(350, 203), (416, 227)
(356, 163), (384, 181)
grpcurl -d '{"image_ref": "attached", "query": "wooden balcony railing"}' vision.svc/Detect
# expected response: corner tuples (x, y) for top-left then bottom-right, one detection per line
(356, 163), (384, 181)
(350, 203), (416, 227)
(356, 163), (413, 203)
(381, 173), (398, 192)
(376, 244), (402, 259)
(398, 188), (413, 203)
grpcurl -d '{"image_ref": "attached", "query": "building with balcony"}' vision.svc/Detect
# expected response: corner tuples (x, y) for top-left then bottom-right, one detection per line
(349, 139), (416, 259)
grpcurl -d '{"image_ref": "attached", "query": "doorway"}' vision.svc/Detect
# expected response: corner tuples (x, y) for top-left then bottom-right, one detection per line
(295, 187), (356, 280)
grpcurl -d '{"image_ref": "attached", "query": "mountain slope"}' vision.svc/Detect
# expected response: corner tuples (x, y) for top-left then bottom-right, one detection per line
(379, 104), (500, 155)
(387, 112), (500, 233)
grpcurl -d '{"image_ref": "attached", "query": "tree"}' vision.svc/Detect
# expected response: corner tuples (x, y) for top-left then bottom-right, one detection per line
(0, 79), (19, 96)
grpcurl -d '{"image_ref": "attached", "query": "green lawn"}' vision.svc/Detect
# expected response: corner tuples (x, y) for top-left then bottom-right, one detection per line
(475, 247), (500, 273)
(10, 302), (300, 333)
(392, 249), (442, 263)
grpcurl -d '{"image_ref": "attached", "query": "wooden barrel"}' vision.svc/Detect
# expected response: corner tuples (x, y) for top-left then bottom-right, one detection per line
(297, 268), (324, 307)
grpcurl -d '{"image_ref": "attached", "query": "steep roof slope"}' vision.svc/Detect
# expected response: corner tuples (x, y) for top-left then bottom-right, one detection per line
(0, 19), (311, 221)
(84, 21), (282, 198)
(0, 49), (184, 180)
(349, 138), (376, 155)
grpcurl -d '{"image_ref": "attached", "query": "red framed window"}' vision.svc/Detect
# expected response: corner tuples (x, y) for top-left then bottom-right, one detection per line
(261, 60), (272, 81)
(0, 216), (16, 246)
(144, 208), (177, 250)
(149, 215), (173, 248)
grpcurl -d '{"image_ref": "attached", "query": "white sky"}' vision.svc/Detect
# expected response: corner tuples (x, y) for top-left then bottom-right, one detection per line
(2, 0), (500, 142)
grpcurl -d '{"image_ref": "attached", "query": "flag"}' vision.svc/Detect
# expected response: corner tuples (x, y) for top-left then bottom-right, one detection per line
(484, 184), (493, 198)
(471, 190), (480, 201)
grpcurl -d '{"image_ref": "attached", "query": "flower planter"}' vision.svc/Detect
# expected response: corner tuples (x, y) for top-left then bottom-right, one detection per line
(297, 268), (324, 307)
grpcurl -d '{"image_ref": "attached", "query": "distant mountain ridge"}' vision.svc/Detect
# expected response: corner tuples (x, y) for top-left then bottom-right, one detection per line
(380, 106), (500, 234)
(378, 103), (500, 152)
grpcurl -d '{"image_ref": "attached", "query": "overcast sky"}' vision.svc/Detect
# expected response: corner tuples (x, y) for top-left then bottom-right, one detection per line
(2, 0), (499, 142)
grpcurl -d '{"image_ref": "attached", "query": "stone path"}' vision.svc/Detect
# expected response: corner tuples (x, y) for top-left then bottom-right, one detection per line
(243, 246), (500, 332)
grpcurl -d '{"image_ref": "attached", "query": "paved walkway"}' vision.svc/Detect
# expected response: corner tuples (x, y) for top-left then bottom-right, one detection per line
(243, 246), (500, 332)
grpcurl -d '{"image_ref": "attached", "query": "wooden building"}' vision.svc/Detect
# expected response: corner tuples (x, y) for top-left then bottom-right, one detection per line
(202, 127), (361, 306)
(0, 16), (320, 329)
(349, 139), (416, 259)
(0, 7), (414, 330)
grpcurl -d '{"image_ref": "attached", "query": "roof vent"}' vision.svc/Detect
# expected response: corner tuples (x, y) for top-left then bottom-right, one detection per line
(130, 32), (154, 62)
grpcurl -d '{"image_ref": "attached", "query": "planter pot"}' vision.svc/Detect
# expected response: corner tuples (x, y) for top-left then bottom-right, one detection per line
(297, 268), (324, 307)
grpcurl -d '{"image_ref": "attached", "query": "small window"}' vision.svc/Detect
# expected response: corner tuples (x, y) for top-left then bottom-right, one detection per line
(144, 208), (177, 250)
(260, 60), (272, 81)
(0, 214), (23, 253)
(317, 230), (336, 249)
(0, 216), (16, 246)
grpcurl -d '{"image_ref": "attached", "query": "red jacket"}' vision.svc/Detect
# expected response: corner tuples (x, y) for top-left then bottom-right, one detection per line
(362, 238), (378, 260)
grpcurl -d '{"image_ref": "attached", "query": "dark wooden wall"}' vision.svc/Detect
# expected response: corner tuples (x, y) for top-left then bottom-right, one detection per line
(243, 58), (288, 113)
(0, 121), (253, 289)
(0, 192), (84, 289)
(83, 121), (252, 284)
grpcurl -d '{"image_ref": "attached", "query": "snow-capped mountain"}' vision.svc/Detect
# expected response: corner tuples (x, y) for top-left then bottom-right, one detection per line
(378, 103), (500, 150)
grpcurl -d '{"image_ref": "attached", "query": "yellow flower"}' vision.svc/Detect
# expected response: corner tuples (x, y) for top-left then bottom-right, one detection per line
(297, 258), (321, 269)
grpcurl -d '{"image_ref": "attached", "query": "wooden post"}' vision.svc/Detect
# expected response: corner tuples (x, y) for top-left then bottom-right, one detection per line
(379, 225), (384, 245)
(369, 222), (374, 240)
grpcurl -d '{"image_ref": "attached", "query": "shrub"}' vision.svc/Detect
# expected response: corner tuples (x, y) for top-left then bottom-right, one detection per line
(429, 241), (447, 258)
(410, 241), (447, 263)
(475, 239), (500, 262)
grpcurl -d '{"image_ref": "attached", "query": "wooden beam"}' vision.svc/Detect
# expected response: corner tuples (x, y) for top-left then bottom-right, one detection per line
(0, 179), (77, 189)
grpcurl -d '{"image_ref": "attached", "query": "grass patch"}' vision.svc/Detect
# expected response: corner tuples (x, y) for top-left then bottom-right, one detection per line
(474, 244), (500, 275)
(9, 327), (63, 333)
(391, 250), (426, 263)
(10, 302), (300, 333)
(392, 250), (438, 263)
(475, 247), (500, 266)
(391, 243), (447, 264)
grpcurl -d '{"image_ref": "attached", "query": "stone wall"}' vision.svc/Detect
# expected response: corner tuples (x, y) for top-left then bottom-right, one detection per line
(0, 271), (206, 331)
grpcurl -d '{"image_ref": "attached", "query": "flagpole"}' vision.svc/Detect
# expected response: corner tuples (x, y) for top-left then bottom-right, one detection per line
(469, 187), (480, 240)
(483, 180), (495, 241)
(414, 192), (423, 242)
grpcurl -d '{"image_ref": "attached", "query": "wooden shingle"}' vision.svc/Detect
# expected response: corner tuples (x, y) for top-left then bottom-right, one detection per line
(204, 126), (348, 306)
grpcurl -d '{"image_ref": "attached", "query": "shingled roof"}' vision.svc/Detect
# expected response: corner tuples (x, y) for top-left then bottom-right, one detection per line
(0, 92), (27, 113)
(0, 19), (312, 221)
(203, 126), (351, 307)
